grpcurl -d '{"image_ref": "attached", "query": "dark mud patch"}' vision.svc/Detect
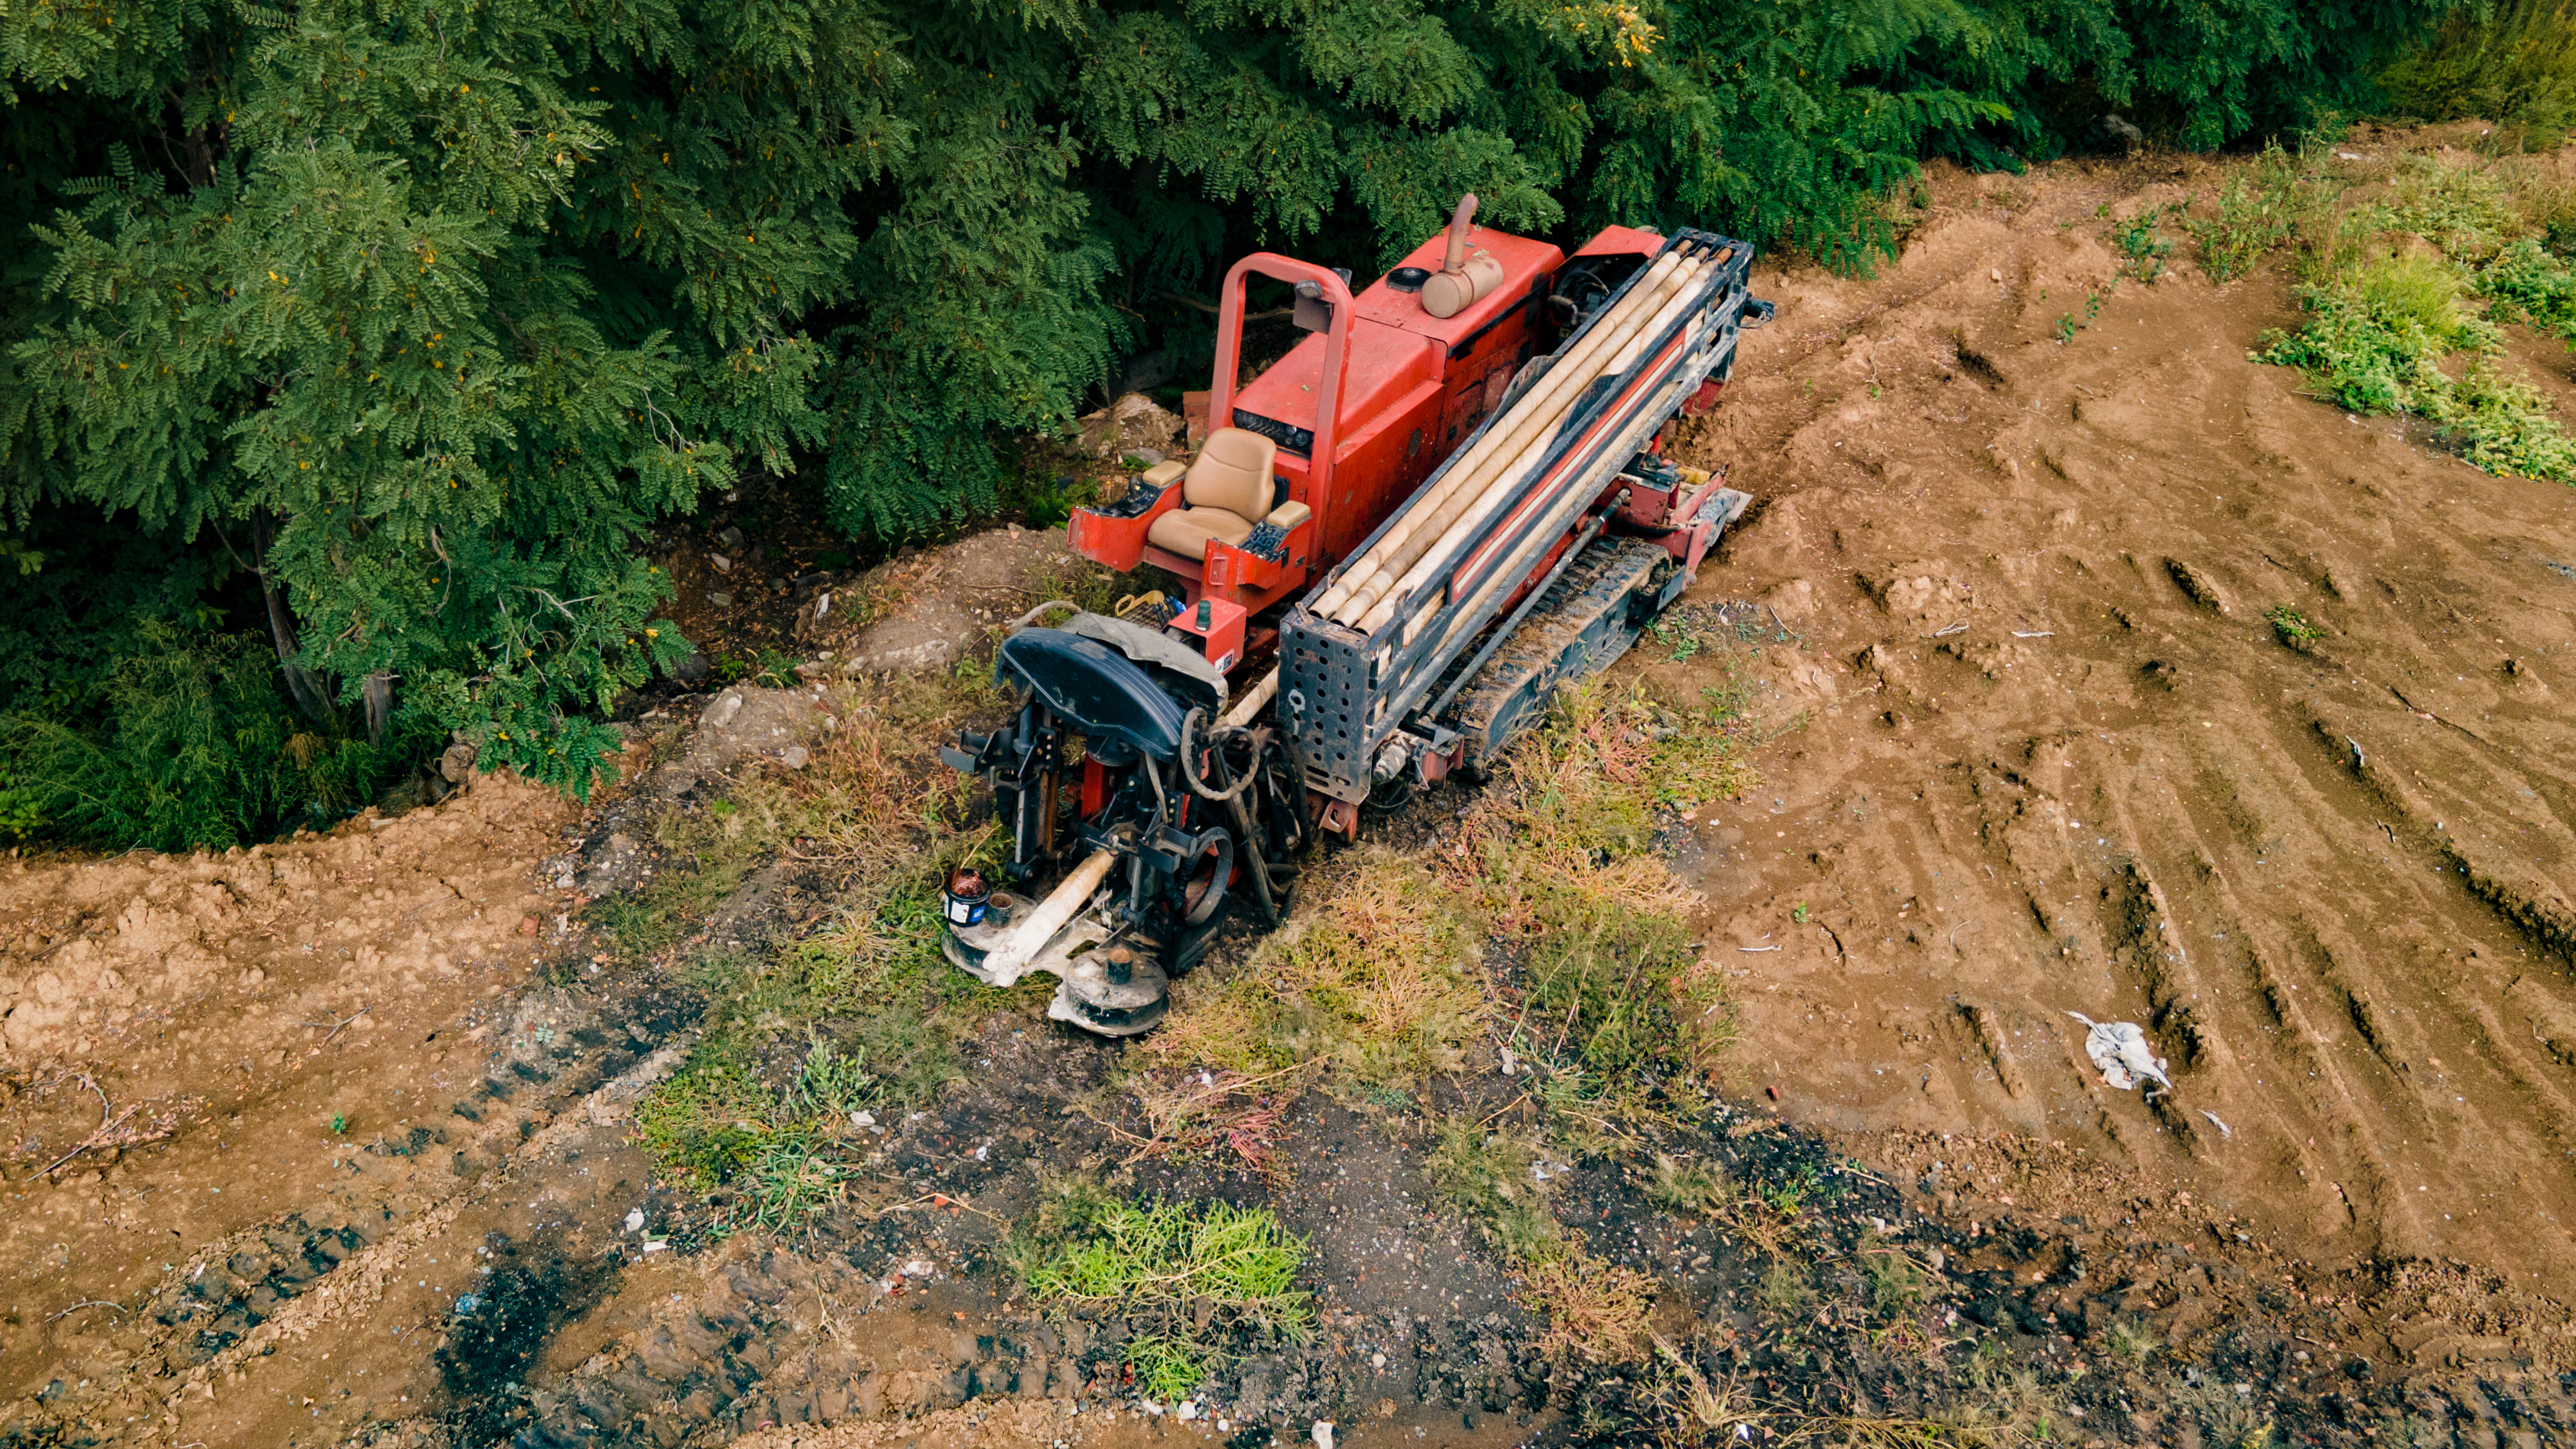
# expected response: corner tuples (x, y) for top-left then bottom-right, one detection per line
(436, 1228), (623, 1447)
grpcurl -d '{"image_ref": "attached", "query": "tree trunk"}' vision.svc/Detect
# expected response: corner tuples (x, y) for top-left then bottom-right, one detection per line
(363, 672), (394, 746)
(251, 511), (338, 731)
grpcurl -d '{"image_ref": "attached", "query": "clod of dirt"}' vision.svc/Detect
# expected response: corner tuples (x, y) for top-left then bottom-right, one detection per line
(1077, 392), (1186, 460)
(826, 525), (1082, 675)
(2165, 555), (2234, 612)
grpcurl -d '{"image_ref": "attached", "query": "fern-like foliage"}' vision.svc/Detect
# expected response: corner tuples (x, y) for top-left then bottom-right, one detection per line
(0, 0), (2453, 846)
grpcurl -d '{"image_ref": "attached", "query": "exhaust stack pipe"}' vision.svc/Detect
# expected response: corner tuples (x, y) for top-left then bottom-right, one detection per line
(1423, 192), (1505, 319)
(1442, 192), (1479, 272)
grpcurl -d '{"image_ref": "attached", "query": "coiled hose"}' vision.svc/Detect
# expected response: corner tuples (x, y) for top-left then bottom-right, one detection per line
(1176, 707), (1258, 802)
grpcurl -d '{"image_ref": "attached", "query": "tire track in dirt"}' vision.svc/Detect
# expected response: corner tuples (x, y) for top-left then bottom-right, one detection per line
(1666, 154), (2576, 1301)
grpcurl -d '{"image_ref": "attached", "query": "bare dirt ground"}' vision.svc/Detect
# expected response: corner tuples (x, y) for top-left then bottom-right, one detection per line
(7, 133), (2576, 1449)
(1672, 138), (2576, 1314)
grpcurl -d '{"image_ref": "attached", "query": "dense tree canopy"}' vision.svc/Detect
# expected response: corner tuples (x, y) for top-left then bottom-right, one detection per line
(0, 0), (2448, 847)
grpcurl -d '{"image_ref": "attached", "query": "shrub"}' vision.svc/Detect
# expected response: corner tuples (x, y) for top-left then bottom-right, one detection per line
(0, 624), (406, 852)
(2189, 148), (2308, 281)
(2115, 206), (2174, 281)
(2474, 236), (2576, 329)
(2433, 360), (2576, 479)
(2380, 0), (2576, 150)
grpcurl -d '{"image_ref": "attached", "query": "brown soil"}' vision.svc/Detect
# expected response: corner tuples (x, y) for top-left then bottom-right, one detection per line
(1666, 143), (2576, 1301)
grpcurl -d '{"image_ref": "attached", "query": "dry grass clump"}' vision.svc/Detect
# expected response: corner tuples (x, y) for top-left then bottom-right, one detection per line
(1425, 1114), (1655, 1363)
(1443, 685), (1749, 1079)
(1446, 685), (1737, 931)
(1143, 847), (1488, 1092)
(1523, 1248), (1657, 1364)
(1150, 683), (1752, 1093)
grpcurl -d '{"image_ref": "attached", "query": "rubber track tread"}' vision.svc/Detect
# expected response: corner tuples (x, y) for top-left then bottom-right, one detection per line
(1442, 537), (1672, 763)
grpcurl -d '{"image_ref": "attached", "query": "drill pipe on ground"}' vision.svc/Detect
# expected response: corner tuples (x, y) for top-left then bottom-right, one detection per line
(979, 847), (1118, 982)
(1311, 248), (1695, 624)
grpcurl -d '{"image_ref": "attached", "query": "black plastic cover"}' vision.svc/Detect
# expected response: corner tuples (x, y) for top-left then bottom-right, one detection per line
(996, 628), (1191, 762)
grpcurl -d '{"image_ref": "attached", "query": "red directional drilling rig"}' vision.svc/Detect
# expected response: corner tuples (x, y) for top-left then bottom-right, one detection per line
(939, 195), (1770, 1034)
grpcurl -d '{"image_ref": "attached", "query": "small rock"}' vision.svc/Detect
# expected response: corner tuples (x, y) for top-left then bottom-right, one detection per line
(852, 1110), (876, 1128)
(1370, 1352), (1386, 1369)
(903, 1260), (934, 1279)
(709, 590), (732, 609)
(780, 746), (811, 771)
(1176, 1402), (1199, 1422)
(671, 650), (711, 685)
(437, 742), (478, 784)
(709, 552), (733, 574)
(717, 526), (746, 551)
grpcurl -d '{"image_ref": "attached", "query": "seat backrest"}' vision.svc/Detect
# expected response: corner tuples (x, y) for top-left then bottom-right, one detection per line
(1182, 427), (1278, 519)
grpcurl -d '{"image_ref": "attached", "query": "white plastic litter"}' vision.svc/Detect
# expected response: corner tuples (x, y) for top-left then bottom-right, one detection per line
(1312, 1422), (1337, 1449)
(623, 1208), (645, 1234)
(2066, 1012), (2171, 1095)
(2200, 1109), (2234, 1139)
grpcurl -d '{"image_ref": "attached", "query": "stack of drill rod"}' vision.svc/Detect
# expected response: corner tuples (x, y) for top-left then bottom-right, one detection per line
(1307, 237), (1729, 642)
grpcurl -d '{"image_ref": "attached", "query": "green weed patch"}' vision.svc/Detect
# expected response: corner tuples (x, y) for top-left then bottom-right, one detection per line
(1010, 1192), (1313, 1403)
(2254, 152), (2576, 485)
(635, 1037), (885, 1241)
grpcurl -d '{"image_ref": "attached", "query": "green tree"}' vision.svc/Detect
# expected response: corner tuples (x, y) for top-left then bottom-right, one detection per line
(1, 0), (2451, 850)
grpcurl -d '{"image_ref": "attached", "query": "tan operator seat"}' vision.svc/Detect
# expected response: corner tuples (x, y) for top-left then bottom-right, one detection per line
(1145, 426), (1279, 560)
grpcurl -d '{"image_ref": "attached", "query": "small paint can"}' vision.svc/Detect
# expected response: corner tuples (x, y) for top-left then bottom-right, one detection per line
(942, 867), (990, 927)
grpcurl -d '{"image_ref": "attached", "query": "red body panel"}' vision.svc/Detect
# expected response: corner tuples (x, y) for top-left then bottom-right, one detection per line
(1065, 221), (1669, 647)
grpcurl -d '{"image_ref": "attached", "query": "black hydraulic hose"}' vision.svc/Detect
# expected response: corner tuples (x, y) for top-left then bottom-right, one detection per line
(1177, 707), (1257, 802)
(1215, 750), (1282, 926)
(1276, 691), (1320, 847)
